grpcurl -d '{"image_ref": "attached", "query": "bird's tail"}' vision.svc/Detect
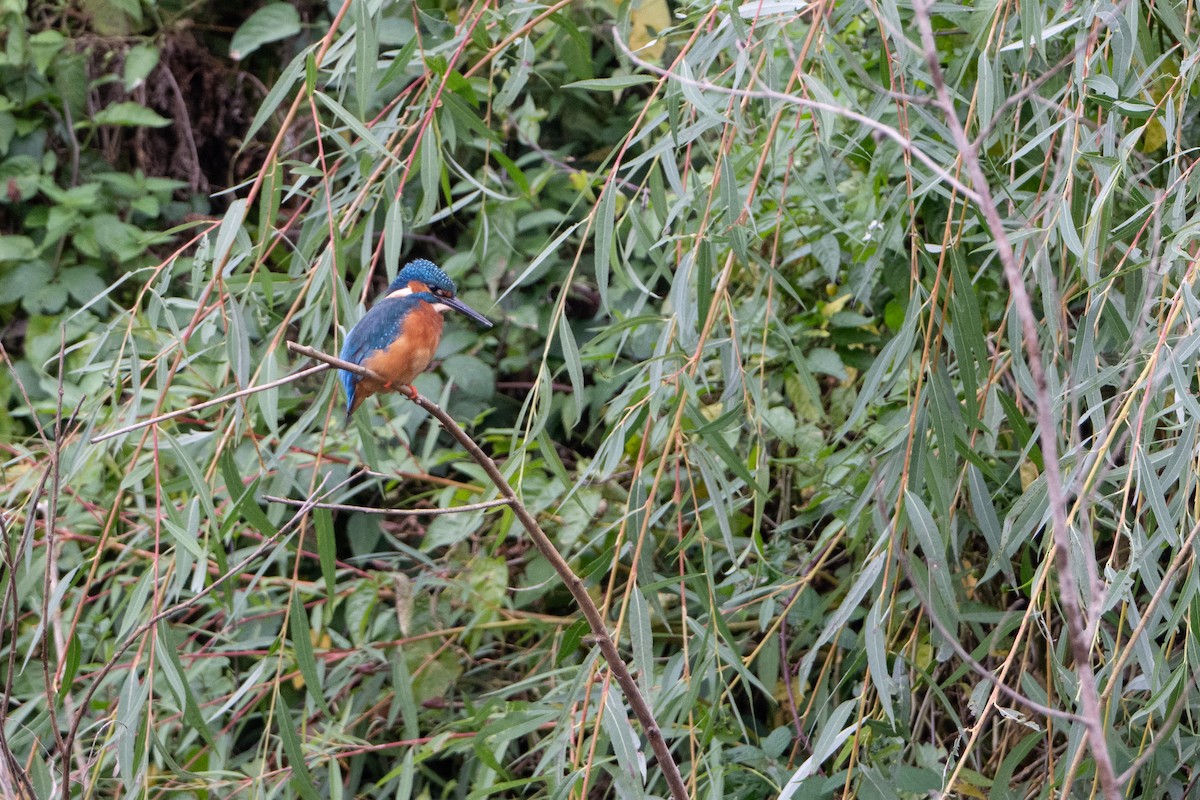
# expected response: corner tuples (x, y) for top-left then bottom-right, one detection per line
(340, 370), (359, 425)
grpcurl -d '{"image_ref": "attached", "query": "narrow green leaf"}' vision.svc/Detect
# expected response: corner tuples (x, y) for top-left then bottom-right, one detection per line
(212, 198), (249, 276)
(88, 102), (171, 128)
(779, 699), (858, 793)
(496, 221), (584, 303)
(315, 92), (404, 169)
(389, 647), (419, 739)
(495, 36), (534, 110)
(256, 157), (283, 263)
(218, 449), (277, 539)
(629, 588), (653, 697)
(417, 127), (440, 222)
(564, 75), (656, 91)
(865, 596), (894, 723)
(116, 669), (147, 787)
(57, 633), (81, 704)
(693, 409), (769, 496)
(601, 692), (646, 782)
(594, 186), (616, 311)
(245, 47), (308, 144)
(556, 314), (584, 427)
(384, 199), (404, 275)
(155, 623), (215, 745)
(289, 589), (331, 716)
(354, 0), (377, 116)
(904, 491), (958, 622)
(304, 50), (317, 97)
(995, 389), (1042, 469)
(276, 692), (322, 800)
(556, 619), (589, 666)
(315, 508), (337, 603)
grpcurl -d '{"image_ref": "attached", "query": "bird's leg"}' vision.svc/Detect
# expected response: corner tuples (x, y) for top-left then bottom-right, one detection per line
(379, 379), (419, 400)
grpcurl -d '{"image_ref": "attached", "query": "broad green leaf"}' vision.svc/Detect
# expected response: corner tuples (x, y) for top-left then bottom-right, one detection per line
(122, 43), (159, 90)
(229, 2), (301, 61)
(88, 101), (171, 128)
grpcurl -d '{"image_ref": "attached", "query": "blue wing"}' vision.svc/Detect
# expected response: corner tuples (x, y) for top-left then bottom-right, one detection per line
(339, 296), (414, 419)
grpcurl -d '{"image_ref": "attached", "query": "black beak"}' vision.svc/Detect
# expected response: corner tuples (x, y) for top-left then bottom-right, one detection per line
(445, 295), (493, 328)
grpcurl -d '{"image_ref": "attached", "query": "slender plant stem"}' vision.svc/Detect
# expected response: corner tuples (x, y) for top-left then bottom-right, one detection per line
(911, 2), (1118, 796)
(91, 363), (330, 443)
(262, 496), (512, 516)
(286, 341), (691, 800)
(0, 513), (35, 799)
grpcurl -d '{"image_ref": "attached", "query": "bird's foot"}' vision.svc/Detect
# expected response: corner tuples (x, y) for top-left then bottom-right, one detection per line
(400, 384), (419, 400)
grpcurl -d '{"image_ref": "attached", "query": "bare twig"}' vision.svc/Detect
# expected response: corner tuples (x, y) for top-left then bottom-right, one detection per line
(262, 495), (512, 516)
(286, 341), (691, 800)
(91, 363), (330, 443)
(911, 2), (1118, 796)
(46, 330), (68, 798)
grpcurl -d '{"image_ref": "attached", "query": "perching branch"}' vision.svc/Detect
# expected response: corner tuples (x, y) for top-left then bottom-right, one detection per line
(285, 341), (691, 800)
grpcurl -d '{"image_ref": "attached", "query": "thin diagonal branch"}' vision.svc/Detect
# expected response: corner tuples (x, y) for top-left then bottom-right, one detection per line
(286, 340), (691, 800)
(262, 496), (512, 516)
(91, 363), (330, 443)
(612, 26), (983, 206)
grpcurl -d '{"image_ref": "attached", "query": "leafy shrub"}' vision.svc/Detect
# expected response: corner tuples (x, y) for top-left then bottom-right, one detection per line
(3, 1), (1200, 799)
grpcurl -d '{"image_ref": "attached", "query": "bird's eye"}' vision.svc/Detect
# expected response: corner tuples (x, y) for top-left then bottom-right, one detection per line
(433, 287), (450, 298)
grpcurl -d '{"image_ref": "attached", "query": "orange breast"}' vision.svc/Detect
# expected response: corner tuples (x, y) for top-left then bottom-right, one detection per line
(359, 303), (444, 396)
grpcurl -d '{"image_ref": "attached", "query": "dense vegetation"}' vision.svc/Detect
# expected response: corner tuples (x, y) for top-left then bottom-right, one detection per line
(3, 0), (1200, 797)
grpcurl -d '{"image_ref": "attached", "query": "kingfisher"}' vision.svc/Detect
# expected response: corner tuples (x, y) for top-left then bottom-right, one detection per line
(340, 259), (492, 419)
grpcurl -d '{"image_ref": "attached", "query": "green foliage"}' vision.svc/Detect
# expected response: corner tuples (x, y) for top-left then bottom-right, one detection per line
(0, 1), (189, 318)
(4, 0), (1200, 798)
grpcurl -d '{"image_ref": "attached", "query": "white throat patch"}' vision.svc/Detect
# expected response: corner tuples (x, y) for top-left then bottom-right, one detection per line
(386, 283), (451, 314)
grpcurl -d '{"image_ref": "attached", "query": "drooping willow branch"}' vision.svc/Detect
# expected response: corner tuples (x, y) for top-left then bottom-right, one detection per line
(285, 341), (690, 800)
(912, 2), (1117, 796)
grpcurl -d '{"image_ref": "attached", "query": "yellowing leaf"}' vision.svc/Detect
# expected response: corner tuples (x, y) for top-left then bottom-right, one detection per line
(1140, 117), (1166, 152)
(699, 401), (724, 422)
(1019, 459), (1039, 490)
(951, 780), (989, 799)
(821, 293), (852, 317)
(393, 573), (413, 637)
(628, 0), (670, 62)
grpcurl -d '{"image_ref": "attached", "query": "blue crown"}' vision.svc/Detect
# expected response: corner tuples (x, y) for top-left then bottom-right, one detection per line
(387, 259), (456, 295)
